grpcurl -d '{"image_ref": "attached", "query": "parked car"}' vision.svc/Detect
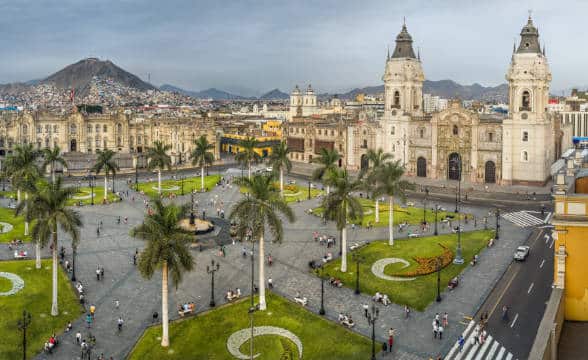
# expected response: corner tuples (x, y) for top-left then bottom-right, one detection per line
(514, 246), (530, 261)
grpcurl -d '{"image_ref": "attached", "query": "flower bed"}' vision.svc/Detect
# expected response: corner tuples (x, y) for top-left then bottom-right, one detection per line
(391, 244), (454, 277)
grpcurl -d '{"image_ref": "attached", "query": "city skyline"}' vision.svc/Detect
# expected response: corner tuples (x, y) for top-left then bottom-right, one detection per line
(0, 0), (585, 96)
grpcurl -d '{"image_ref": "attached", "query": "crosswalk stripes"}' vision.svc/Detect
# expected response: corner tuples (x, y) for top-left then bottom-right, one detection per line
(501, 211), (545, 227)
(444, 320), (517, 360)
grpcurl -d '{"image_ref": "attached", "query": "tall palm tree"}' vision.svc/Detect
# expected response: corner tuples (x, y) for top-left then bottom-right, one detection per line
(362, 149), (392, 224)
(18, 178), (82, 316)
(268, 141), (291, 197)
(5, 144), (41, 236)
(15, 188), (45, 269)
(230, 175), (295, 310)
(42, 146), (67, 183)
(92, 149), (119, 201)
(322, 169), (363, 272)
(375, 161), (413, 246)
(132, 200), (194, 347)
(312, 148), (341, 195)
(234, 137), (261, 179)
(146, 141), (172, 195)
(189, 136), (215, 191)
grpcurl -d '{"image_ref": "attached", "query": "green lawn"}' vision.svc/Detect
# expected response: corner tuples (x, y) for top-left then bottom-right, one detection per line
(0, 207), (30, 243)
(241, 182), (324, 203)
(65, 186), (121, 206)
(312, 198), (459, 227)
(128, 292), (372, 360)
(0, 260), (82, 359)
(319, 230), (494, 311)
(137, 175), (221, 198)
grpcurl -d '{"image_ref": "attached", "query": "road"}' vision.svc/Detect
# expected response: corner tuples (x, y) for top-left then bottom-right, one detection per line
(474, 227), (554, 359)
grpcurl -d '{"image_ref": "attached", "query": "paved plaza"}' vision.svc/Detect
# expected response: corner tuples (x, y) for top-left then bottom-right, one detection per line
(0, 168), (534, 360)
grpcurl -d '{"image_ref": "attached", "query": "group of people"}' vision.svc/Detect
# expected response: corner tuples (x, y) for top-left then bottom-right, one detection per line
(373, 292), (390, 306)
(178, 302), (196, 316)
(338, 313), (355, 328)
(313, 232), (337, 248)
(329, 277), (343, 288)
(7, 238), (23, 250)
(225, 288), (241, 301)
(95, 265), (105, 280)
(432, 312), (449, 340)
(43, 334), (58, 353)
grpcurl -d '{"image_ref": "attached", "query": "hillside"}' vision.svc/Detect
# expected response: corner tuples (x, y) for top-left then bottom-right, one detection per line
(42, 58), (155, 96)
(259, 88), (289, 100)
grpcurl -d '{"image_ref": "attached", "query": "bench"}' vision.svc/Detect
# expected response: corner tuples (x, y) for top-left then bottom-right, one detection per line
(294, 297), (308, 306)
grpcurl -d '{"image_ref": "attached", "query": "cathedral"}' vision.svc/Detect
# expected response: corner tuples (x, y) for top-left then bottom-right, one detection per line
(378, 16), (565, 186)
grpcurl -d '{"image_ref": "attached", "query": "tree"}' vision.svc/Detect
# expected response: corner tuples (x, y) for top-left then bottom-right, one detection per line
(375, 161), (413, 246)
(189, 136), (215, 191)
(5, 144), (41, 237)
(234, 137), (261, 179)
(322, 169), (363, 272)
(230, 175), (295, 310)
(146, 141), (172, 195)
(18, 178), (81, 315)
(132, 200), (194, 347)
(92, 149), (119, 201)
(362, 149), (392, 224)
(312, 148), (341, 195)
(268, 141), (291, 197)
(42, 146), (67, 184)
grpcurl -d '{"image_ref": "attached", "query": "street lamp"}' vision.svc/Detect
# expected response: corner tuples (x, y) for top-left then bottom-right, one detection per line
(308, 180), (311, 200)
(351, 252), (362, 295)
(88, 175), (95, 206)
(367, 303), (379, 360)
(180, 176), (185, 196)
(434, 204), (439, 236)
(207, 259), (220, 307)
(422, 189), (428, 225)
(71, 244), (77, 282)
(134, 155), (139, 191)
(317, 268), (327, 315)
(436, 256), (442, 302)
(17, 310), (32, 360)
(495, 208), (500, 240)
(451, 158), (464, 264)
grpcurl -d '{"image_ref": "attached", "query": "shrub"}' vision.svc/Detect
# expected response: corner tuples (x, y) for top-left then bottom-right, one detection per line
(391, 244), (454, 277)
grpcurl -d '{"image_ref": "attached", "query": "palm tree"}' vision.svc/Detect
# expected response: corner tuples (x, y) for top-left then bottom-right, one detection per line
(132, 200), (194, 347)
(362, 149), (392, 224)
(189, 136), (215, 191)
(146, 141), (172, 195)
(92, 149), (119, 201)
(42, 146), (67, 183)
(15, 186), (45, 269)
(375, 161), (413, 246)
(312, 148), (341, 195)
(268, 141), (291, 197)
(322, 169), (363, 272)
(230, 175), (295, 310)
(18, 178), (82, 315)
(234, 137), (261, 179)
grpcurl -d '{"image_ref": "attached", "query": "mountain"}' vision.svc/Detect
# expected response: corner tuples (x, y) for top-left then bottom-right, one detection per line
(159, 84), (200, 97)
(160, 84), (250, 100)
(41, 58), (155, 96)
(336, 80), (508, 102)
(259, 88), (289, 100)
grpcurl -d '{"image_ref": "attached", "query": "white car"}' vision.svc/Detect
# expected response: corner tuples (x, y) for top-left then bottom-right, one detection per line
(406, 201), (415, 207)
(514, 246), (530, 261)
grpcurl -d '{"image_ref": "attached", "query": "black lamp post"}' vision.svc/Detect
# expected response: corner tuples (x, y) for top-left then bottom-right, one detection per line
(495, 208), (500, 240)
(112, 172), (116, 194)
(434, 204), (439, 236)
(367, 303), (379, 360)
(352, 252), (362, 295)
(17, 310), (32, 360)
(181, 176), (185, 196)
(207, 259), (220, 307)
(89, 175), (95, 206)
(71, 244), (77, 282)
(436, 256), (442, 302)
(134, 156), (139, 191)
(422, 191), (428, 225)
(451, 158), (464, 264)
(308, 180), (311, 200)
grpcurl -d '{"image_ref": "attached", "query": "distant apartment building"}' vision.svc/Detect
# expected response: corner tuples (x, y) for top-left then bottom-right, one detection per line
(423, 94), (448, 113)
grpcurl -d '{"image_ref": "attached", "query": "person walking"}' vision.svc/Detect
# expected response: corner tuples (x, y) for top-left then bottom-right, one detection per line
(438, 324), (444, 340)
(404, 305), (410, 318)
(117, 316), (124, 332)
(442, 312), (448, 328)
(96, 227), (100, 237)
(502, 305), (509, 322)
(100, 266), (105, 279)
(362, 303), (369, 318)
(96, 267), (101, 281)
(458, 335), (465, 352)
(432, 321), (438, 339)
(76, 331), (82, 344)
(86, 313), (93, 328)
(90, 304), (96, 319)
(387, 328), (394, 353)
(114, 299), (119, 309)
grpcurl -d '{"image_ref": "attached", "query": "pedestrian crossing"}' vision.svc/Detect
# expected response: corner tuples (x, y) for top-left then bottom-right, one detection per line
(444, 320), (517, 360)
(501, 211), (546, 228)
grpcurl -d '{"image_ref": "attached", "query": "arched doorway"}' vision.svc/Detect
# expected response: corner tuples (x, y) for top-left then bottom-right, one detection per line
(485, 161), (496, 183)
(338, 159), (342, 167)
(360, 154), (369, 171)
(417, 157), (427, 177)
(448, 153), (461, 181)
(70, 139), (77, 152)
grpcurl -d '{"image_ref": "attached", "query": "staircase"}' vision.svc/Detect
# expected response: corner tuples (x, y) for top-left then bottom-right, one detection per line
(444, 321), (516, 360)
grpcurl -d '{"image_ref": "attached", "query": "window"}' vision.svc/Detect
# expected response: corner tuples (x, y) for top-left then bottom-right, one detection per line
(45, 125), (50, 133)
(95, 124), (100, 133)
(488, 132), (494, 142)
(87, 124), (92, 133)
(37, 125), (42, 134)
(70, 124), (77, 134)
(95, 137), (100, 147)
(391, 126), (395, 135)
(522, 91), (531, 110)
(522, 151), (528, 162)
(394, 91), (400, 106)
(331, 130), (335, 136)
(103, 125), (107, 133)
(137, 136), (142, 145)
(363, 139), (368, 148)
(22, 125), (27, 135)
(117, 136), (122, 147)
(522, 131), (529, 142)
(419, 128), (425, 138)
(103, 138), (108, 149)
(53, 125), (58, 133)
(453, 125), (459, 136)
(117, 123), (122, 133)
(392, 144), (395, 151)
(45, 138), (49, 148)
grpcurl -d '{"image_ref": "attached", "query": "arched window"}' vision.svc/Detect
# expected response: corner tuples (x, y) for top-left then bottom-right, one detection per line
(95, 136), (100, 147)
(391, 126), (395, 135)
(22, 125), (28, 135)
(487, 132), (494, 142)
(117, 136), (122, 147)
(103, 125), (107, 133)
(95, 124), (100, 133)
(522, 151), (528, 162)
(453, 125), (459, 136)
(522, 131), (529, 142)
(394, 91), (400, 107)
(522, 91), (531, 110)
(419, 128), (425, 138)
(117, 123), (123, 133)
(45, 137), (49, 148)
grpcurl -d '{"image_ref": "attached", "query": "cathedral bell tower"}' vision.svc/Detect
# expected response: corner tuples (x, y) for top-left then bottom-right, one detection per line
(502, 15), (553, 185)
(379, 21), (425, 165)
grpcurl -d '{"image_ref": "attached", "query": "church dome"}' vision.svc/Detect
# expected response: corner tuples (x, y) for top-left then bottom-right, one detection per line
(516, 15), (541, 54)
(291, 85), (301, 95)
(391, 23), (417, 59)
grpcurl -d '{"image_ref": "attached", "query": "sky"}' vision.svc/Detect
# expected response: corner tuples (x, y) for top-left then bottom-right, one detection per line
(0, 0), (585, 96)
